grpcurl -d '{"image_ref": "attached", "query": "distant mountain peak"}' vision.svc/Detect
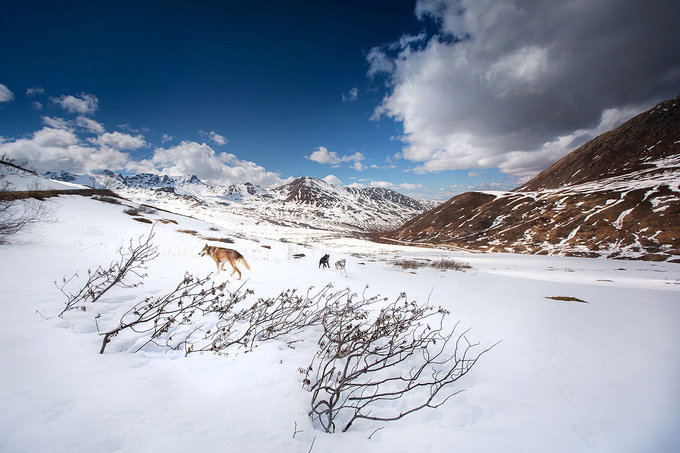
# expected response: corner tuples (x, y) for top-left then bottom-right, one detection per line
(43, 169), (434, 234)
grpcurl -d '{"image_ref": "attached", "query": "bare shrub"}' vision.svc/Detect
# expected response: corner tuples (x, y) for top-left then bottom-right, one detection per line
(0, 161), (50, 242)
(302, 293), (498, 433)
(185, 285), (376, 355)
(0, 196), (49, 242)
(97, 273), (232, 354)
(432, 258), (472, 271)
(124, 207), (141, 216)
(393, 258), (472, 272)
(56, 228), (159, 317)
(97, 282), (379, 358)
(392, 259), (428, 270)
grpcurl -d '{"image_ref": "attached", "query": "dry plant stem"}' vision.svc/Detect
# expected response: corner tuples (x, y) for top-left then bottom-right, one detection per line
(186, 284), (376, 356)
(0, 163), (51, 241)
(57, 227), (159, 317)
(304, 293), (499, 433)
(99, 273), (230, 354)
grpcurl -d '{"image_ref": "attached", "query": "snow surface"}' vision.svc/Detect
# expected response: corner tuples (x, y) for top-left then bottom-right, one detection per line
(1, 188), (679, 452)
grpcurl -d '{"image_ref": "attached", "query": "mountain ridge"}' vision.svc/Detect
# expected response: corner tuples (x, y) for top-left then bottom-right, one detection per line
(44, 171), (436, 235)
(384, 94), (680, 262)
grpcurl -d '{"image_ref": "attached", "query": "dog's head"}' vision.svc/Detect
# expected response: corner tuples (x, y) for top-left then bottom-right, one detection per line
(199, 243), (209, 256)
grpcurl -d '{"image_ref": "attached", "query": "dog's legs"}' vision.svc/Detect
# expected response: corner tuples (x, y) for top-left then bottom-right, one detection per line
(229, 260), (242, 280)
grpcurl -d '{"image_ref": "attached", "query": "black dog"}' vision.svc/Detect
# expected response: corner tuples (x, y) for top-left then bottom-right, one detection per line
(319, 254), (330, 268)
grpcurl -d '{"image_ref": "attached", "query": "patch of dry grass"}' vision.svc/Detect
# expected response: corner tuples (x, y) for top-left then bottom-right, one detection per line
(545, 296), (588, 303)
(203, 237), (234, 244)
(393, 258), (472, 272)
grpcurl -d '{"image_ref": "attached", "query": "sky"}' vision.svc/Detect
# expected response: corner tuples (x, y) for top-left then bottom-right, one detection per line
(1, 0), (679, 201)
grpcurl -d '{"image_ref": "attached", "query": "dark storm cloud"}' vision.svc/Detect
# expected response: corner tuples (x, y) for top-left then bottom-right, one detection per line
(371, 0), (680, 178)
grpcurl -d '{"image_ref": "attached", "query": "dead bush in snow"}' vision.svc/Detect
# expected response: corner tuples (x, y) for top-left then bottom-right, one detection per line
(97, 273), (232, 354)
(56, 228), (159, 317)
(302, 293), (498, 433)
(393, 258), (472, 272)
(186, 284), (377, 356)
(96, 281), (379, 357)
(0, 160), (50, 243)
(432, 258), (472, 271)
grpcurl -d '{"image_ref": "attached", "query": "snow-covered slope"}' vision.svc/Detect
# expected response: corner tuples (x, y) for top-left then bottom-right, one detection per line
(1, 173), (679, 452)
(44, 172), (435, 235)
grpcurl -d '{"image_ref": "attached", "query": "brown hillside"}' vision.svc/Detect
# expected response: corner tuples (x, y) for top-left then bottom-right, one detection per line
(385, 94), (680, 261)
(519, 95), (680, 191)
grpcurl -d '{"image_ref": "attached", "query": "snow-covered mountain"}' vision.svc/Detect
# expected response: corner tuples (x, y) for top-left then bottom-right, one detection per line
(385, 94), (680, 262)
(44, 172), (435, 234)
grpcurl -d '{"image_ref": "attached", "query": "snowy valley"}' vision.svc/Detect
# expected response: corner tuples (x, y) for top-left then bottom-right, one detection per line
(0, 167), (679, 452)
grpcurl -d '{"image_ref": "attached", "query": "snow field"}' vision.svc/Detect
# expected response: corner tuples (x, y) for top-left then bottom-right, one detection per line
(0, 193), (679, 452)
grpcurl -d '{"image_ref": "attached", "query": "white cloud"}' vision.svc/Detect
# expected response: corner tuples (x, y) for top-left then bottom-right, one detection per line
(26, 86), (45, 96)
(161, 133), (173, 143)
(342, 87), (358, 103)
(75, 116), (105, 134)
(346, 182), (365, 189)
(32, 101), (43, 110)
(142, 141), (283, 187)
(307, 146), (337, 164)
(306, 146), (365, 169)
(366, 47), (395, 79)
(372, 0), (680, 178)
(466, 181), (504, 191)
(93, 131), (147, 150)
(51, 93), (99, 115)
(211, 132), (228, 145)
(42, 116), (71, 131)
(0, 127), (127, 173)
(369, 181), (394, 189)
(200, 130), (229, 146)
(322, 175), (343, 186)
(400, 182), (422, 190)
(0, 84), (14, 103)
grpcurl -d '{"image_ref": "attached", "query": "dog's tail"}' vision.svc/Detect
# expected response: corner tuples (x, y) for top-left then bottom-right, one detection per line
(239, 256), (251, 271)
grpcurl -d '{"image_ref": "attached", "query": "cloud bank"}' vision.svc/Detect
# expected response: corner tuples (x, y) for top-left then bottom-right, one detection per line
(130, 141), (283, 187)
(371, 0), (680, 179)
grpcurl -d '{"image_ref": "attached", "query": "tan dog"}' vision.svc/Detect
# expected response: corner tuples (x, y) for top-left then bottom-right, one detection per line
(200, 244), (251, 279)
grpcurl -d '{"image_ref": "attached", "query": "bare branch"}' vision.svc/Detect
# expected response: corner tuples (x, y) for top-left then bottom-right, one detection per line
(56, 227), (159, 317)
(303, 293), (499, 433)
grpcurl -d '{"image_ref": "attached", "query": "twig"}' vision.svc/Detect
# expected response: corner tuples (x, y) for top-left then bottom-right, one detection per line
(292, 421), (303, 438)
(368, 426), (384, 439)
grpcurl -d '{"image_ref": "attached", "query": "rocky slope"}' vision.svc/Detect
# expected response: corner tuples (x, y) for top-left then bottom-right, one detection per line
(44, 172), (435, 235)
(385, 95), (680, 261)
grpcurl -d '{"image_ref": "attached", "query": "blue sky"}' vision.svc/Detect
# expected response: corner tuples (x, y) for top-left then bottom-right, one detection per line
(1, 1), (679, 200)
